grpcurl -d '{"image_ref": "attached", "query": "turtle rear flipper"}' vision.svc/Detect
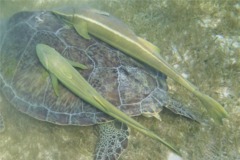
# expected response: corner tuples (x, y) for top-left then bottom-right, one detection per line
(0, 113), (5, 133)
(94, 121), (129, 160)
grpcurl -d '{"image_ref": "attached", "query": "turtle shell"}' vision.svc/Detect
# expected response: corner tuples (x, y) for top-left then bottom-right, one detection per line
(0, 11), (168, 126)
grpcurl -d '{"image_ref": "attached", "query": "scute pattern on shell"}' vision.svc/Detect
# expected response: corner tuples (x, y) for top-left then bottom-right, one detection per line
(0, 11), (168, 126)
(95, 121), (129, 160)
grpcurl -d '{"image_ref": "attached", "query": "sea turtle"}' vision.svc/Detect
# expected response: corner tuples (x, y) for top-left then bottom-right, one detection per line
(0, 11), (195, 160)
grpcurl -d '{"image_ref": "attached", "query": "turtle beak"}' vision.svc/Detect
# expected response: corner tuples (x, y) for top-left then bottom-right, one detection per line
(36, 44), (49, 69)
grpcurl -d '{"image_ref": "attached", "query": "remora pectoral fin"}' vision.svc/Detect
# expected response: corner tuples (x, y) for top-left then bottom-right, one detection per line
(50, 73), (60, 97)
(137, 37), (160, 54)
(74, 21), (91, 40)
(67, 59), (88, 69)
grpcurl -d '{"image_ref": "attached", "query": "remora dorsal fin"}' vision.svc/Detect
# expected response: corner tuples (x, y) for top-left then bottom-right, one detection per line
(92, 9), (110, 16)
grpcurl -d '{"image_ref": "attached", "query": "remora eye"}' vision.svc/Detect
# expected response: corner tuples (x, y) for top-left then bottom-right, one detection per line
(41, 47), (49, 69)
(43, 53), (49, 69)
(36, 44), (49, 69)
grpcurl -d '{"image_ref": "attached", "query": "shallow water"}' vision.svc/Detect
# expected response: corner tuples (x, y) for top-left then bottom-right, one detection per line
(0, 0), (240, 160)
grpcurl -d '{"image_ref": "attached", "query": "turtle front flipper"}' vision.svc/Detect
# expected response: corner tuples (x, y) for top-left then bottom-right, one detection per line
(94, 121), (129, 160)
(0, 113), (5, 133)
(165, 97), (203, 123)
